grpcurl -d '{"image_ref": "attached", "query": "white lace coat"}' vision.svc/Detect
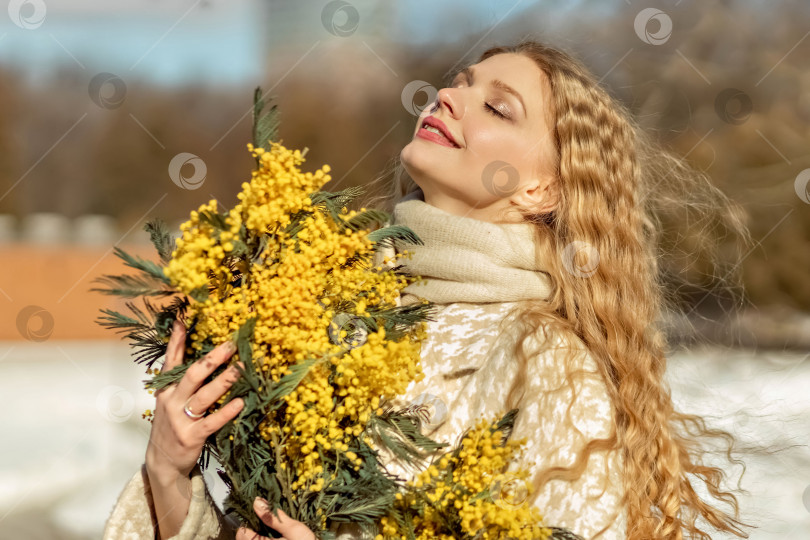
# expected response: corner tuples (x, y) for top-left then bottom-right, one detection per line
(103, 300), (626, 540)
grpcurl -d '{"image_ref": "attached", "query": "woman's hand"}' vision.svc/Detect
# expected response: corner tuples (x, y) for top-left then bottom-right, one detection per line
(144, 319), (245, 538)
(146, 318), (244, 478)
(235, 498), (317, 540)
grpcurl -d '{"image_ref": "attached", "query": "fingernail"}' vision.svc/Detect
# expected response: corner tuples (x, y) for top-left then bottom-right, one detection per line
(225, 341), (237, 353)
(172, 319), (182, 332)
(254, 496), (269, 510)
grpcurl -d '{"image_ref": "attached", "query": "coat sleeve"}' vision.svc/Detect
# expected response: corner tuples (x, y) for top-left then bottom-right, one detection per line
(507, 329), (627, 540)
(102, 463), (238, 540)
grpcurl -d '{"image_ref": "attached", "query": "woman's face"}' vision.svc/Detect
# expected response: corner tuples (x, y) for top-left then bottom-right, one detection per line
(400, 52), (558, 224)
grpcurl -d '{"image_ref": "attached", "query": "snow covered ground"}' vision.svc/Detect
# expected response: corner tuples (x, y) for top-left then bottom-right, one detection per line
(665, 346), (810, 539)
(0, 341), (807, 539)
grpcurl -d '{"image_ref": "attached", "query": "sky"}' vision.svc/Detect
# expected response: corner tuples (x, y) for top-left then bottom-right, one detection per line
(0, 0), (264, 85)
(0, 0), (577, 86)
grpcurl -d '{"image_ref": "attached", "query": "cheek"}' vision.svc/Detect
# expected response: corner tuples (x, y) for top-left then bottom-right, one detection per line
(467, 128), (526, 170)
(466, 130), (541, 195)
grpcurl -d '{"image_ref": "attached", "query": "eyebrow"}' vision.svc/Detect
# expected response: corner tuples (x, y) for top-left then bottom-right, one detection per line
(455, 66), (527, 119)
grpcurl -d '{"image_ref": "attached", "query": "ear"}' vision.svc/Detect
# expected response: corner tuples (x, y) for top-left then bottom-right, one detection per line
(510, 174), (558, 214)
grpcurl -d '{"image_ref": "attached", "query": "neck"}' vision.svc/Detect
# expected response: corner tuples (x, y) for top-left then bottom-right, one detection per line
(417, 186), (521, 224)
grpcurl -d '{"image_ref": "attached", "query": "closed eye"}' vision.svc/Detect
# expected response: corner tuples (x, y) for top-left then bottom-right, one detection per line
(452, 72), (513, 120)
(485, 103), (508, 119)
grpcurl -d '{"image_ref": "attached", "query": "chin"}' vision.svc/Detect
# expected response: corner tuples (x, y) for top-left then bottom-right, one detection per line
(399, 139), (417, 164)
(400, 140), (436, 180)
(399, 142), (419, 177)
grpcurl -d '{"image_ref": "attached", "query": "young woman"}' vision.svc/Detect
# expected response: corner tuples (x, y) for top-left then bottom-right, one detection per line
(104, 40), (753, 540)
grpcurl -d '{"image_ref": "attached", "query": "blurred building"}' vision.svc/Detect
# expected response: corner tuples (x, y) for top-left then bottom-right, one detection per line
(264, 1), (397, 62)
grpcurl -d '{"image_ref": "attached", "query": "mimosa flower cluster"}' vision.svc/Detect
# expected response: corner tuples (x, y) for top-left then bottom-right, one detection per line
(377, 411), (553, 540)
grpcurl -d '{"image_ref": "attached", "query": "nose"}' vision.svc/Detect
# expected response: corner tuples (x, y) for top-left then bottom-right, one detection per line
(431, 86), (462, 119)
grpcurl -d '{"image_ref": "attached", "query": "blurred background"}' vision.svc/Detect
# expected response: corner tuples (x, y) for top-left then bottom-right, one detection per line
(0, 0), (808, 538)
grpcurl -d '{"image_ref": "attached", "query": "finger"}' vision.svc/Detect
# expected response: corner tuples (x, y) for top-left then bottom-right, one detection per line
(187, 362), (243, 416)
(253, 498), (285, 531)
(175, 341), (237, 401)
(253, 498), (314, 539)
(197, 397), (244, 434)
(162, 319), (186, 373)
(235, 526), (268, 540)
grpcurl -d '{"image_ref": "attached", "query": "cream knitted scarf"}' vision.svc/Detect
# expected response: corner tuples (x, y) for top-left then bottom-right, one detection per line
(389, 188), (554, 305)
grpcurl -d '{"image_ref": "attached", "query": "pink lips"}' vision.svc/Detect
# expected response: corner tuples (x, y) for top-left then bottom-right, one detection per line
(417, 116), (460, 148)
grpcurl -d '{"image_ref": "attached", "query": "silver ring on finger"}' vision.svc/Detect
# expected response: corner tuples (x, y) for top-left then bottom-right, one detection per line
(183, 397), (206, 420)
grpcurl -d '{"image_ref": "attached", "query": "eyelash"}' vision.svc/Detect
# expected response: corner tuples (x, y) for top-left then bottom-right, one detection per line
(485, 103), (506, 118)
(451, 80), (508, 120)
